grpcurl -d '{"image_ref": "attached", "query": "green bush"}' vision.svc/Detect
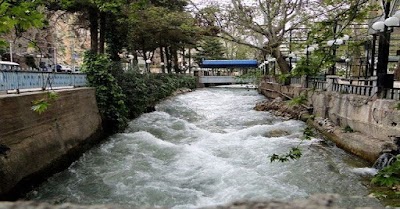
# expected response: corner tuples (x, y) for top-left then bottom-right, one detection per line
(115, 70), (196, 119)
(83, 53), (196, 132)
(372, 155), (400, 187)
(83, 52), (129, 134)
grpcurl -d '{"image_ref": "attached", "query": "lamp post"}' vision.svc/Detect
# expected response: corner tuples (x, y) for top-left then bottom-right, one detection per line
(370, 1), (395, 94)
(264, 60), (269, 75)
(345, 58), (351, 78)
(9, 42), (13, 62)
(146, 59), (151, 73)
(268, 57), (276, 75)
(326, 34), (349, 75)
(288, 52), (296, 71)
(305, 45), (317, 67)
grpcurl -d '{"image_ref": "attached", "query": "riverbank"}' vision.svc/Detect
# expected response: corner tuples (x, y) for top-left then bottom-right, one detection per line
(254, 97), (390, 164)
(0, 194), (356, 209)
(0, 88), (103, 199)
(256, 83), (400, 207)
(258, 81), (400, 164)
(255, 97), (400, 207)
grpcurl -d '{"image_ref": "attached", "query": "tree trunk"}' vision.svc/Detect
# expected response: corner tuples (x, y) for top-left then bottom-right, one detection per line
(272, 48), (290, 74)
(172, 47), (180, 74)
(159, 46), (166, 73)
(166, 47), (172, 74)
(99, 12), (106, 54)
(188, 48), (192, 74)
(88, 8), (99, 54)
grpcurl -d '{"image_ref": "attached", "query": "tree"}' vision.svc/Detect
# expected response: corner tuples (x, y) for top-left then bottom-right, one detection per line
(44, 0), (128, 54)
(193, 37), (225, 64)
(0, 1), (44, 49)
(191, 0), (372, 75)
(125, 1), (202, 73)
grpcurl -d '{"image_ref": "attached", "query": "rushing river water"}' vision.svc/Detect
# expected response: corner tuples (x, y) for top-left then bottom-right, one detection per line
(27, 88), (382, 208)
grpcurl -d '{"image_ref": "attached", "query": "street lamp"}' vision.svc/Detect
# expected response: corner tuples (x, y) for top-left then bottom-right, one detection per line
(326, 35), (349, 75)
(268, 57), (277, 75)
(305, 45), (317, 67)
(145, 59), (151, 73)
(345, 57), (351, 78)
(368, 0), (395, 93)
(263, 60), (269, 75)
(288, 52), (296, 70)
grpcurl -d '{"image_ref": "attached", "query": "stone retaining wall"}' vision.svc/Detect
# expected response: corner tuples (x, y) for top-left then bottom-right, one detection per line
(259, 81), (400, 162)
(0, 88), (103, 198)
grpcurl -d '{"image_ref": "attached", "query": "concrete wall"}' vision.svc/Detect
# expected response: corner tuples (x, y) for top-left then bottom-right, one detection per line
(0, 88), (103, 198)
(311, 91), (400, 139)
(259, 81), (400, 147)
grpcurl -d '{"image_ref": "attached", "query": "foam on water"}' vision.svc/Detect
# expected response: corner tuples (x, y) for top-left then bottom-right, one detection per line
(26, 88), (382, 208)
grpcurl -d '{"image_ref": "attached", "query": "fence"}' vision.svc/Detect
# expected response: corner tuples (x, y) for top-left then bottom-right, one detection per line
(265, 74), (400, 100)
(384, 88), (400, 100)
(331, 83), (374, 97)
(0, 70), (87, 93)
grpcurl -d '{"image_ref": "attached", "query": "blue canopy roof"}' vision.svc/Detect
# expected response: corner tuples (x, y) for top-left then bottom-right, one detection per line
(200, 60), (258, 68)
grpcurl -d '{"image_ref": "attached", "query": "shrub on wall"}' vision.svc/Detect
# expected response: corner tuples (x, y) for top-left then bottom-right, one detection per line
(83, 53), (196, 132)
(83, 52), (129, 134)
(114, 70), (196, 119)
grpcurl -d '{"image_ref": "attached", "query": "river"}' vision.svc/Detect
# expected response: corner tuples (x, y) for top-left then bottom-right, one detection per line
(26, 88), (382, 208)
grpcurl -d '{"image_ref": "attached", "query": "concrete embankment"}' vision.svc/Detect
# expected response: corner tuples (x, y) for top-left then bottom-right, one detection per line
(258, 81), (400, 163)
(0, 194), (364, 209)
(0, 88), (103, 199)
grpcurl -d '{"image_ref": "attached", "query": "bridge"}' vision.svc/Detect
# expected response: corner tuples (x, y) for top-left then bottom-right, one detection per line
(198, 76), (255, 84)
(196, 59), (259, 86)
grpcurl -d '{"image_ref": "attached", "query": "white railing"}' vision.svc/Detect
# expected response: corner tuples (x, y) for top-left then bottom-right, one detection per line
(0, 70), (87, 93)
(198, 76), (254, 84)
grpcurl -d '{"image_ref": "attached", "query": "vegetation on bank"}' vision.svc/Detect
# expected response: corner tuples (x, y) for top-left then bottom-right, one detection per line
(83, 52), (196, 134)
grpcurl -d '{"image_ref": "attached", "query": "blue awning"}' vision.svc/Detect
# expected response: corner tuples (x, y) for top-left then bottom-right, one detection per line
(200, 60), (258, 68)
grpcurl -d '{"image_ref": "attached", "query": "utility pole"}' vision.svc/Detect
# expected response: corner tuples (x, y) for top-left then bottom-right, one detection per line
(9, 42), (13, 62)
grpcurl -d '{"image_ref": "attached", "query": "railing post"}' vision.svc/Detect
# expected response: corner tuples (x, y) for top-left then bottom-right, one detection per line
(301, 75), (308, 88)
(326, 75), (338, 92)
(370, 76), (378, 97)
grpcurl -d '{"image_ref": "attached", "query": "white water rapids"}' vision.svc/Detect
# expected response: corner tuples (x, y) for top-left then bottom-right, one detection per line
(27, 88), (382, 208)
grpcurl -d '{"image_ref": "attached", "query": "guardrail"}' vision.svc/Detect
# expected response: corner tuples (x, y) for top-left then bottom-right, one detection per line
(290, 77), (302, 85)
(384, 88), (400, 100)
(331, 83), (374, 97)
(0, 70), (87, 93)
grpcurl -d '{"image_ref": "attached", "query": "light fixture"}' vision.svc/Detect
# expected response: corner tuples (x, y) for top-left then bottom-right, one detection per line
(327, 40), (335, 46)
(384, 16), (400, 27)
(334, 38), (344, 45)
(372, 21), (385, 31)
(342, 35), (350, 41)
(307, 46), (315, 52)
(394, 10), (400, 19)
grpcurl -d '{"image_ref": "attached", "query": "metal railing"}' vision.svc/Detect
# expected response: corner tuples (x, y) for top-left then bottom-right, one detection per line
(384, 88), (400, 100)
(0, 70), (87, 93)
(307, 80), (327, 90)
(290, 77), (302, 85)
(276, 74), (400, 100)
(331, 83), (374, 97)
